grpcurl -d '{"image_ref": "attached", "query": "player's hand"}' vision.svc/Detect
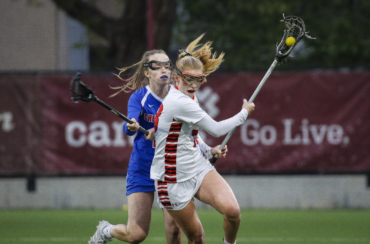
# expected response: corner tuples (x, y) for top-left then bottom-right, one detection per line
(211, 145), (228, 159)
(127, 118), (140, 132)
(145, 128), (156, 141)
(242, 99), (255, 115)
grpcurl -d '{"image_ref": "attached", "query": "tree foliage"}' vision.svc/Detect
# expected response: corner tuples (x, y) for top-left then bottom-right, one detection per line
(52, 0), (176, 70)
(174, 0), (370, 70)
(52, 0), (370, 71)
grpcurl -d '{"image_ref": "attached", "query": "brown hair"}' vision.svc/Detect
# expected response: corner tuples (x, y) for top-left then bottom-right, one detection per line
(176, 33), (224, 78)
(110, 49), (167, 97)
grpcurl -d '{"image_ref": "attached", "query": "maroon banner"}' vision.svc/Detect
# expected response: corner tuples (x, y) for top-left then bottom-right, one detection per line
(206, 71), (370, 173)
(0, 74), (42, 175)
(41, 74), (132, 174)
(1, 71), (369, 175)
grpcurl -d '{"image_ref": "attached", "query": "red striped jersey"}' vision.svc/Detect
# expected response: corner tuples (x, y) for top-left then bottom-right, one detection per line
(150, 86), (210, 183)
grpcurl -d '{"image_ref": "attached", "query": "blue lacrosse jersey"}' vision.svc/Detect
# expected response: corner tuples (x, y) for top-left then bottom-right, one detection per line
(123, 85), (166, 195)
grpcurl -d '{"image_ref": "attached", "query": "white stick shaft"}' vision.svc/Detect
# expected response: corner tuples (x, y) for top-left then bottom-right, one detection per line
(249, 59), (278, 103)
(212, 59), (278, 164)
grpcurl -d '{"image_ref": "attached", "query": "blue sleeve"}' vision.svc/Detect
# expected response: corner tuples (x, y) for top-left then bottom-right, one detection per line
(123, 92), (142, 136)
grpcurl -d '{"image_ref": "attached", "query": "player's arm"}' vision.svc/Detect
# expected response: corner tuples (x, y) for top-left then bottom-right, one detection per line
(198, 134), (228, 159)
(144, 128), (155, 141)
(195, 99), (254, 137)
(197, 134), (213, 159)
(123, 93), (142, 136)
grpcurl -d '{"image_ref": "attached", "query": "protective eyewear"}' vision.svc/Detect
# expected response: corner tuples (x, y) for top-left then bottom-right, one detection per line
(175, 67), (206, 87)
(143, 61), (173, 70)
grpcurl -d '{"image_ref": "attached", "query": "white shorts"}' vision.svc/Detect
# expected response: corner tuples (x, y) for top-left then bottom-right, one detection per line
(155, 163), (215, 211)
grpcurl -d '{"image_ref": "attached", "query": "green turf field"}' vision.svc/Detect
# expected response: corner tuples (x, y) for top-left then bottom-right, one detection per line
(1, 209), (370, 243)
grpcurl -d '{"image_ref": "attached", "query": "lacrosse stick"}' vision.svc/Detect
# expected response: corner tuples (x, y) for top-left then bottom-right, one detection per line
(210, 14), (315, 164)
(70, 72), (149, 135)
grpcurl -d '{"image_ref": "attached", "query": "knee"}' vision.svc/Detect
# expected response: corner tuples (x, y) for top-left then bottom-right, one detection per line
(224, 205), (241, 222)
(112, 225), (148, 243)
(127, 234), (147, 244)
(187, 233), (204, 244)
(125, 230), (148, 244)
(166, 221), (182, 237)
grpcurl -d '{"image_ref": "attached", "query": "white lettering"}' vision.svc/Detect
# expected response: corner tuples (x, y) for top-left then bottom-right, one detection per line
(239, 118), (349, 146)
(65, 121), (135, 147)
(327, 124), (343, 145)
(300, 119), (311, 145)
(0, 112), (15, 132)
(282, 119), (301, 145)
(310, 125), (327, 144)
(241, 119), (259, 145)
(65, 121), (87, 147)
(240, 120), (277, 146)
(128, 133), (135, 146)
(88, 121), (111, 147)
(112, 122), (126, 146)
(260, 125), (277, 145)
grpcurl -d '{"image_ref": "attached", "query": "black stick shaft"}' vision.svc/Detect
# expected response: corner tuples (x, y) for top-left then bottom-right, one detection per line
(94, 97), (149, 135)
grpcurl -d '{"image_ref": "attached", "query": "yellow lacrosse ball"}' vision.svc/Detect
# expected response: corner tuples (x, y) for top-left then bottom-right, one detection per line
(286, 37), (296, 46)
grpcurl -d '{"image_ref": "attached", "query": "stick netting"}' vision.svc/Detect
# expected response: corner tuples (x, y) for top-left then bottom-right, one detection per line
(276, 14), (315, 62)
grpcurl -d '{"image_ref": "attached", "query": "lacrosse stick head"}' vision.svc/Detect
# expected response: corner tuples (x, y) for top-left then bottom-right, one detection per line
(275, 14), (315, 63)
(70, 72), (96, 103)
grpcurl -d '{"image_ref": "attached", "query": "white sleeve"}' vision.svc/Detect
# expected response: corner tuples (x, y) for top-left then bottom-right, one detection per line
(174, 96), (207, 125)
(197, 134), (213, 159)
(195, 109), (249, 137)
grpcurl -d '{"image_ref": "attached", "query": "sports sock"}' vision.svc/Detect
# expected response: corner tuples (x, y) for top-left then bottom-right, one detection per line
(223, 237), (236, 244)
(103, 225), (113, 239)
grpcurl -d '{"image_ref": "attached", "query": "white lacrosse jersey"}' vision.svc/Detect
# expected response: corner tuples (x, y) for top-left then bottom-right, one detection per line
(150, 85), (211, 183)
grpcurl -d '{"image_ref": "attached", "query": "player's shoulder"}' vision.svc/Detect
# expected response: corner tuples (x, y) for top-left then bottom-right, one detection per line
(168, 85), (190, 99)
(132, 86), (149, 98)
(166, 89), (197, 111)
(164, 86), (184, 103)
(129, 86), (151, 106)
(177, 92), (197, 105)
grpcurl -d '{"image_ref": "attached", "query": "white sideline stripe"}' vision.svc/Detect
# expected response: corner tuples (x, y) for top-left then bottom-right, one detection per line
(1, 237), (369, 242)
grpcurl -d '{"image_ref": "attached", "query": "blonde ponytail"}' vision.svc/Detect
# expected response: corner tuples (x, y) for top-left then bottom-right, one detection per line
(176, 33), (224, 76)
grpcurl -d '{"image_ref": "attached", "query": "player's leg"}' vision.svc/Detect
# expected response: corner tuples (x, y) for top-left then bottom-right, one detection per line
(110, 191), (154, 243)
(194, 170), (240, 244)
(166, 200), (204, 244)
(162, 209), (183, 244)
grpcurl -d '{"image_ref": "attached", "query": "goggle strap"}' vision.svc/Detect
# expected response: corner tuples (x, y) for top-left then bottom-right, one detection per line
(143, 61), (173, 70)
(175, 66), (182, 76)
(179, 49), (192, 57)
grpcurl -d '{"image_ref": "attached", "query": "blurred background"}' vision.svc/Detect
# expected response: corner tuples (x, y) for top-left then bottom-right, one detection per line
(1, 0), (370, 236)
(2, 0), (370, 72)
(1, 0), (370, 243)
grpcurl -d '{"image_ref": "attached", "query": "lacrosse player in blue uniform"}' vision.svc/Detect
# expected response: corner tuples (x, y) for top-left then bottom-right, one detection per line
(89, 50), (182, 244)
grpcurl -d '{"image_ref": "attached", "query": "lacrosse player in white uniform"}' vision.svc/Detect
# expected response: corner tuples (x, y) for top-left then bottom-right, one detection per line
(145, 34), (255, 244)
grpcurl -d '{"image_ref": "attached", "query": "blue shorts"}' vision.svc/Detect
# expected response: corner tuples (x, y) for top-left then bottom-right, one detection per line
(126, 173), (155, 196)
